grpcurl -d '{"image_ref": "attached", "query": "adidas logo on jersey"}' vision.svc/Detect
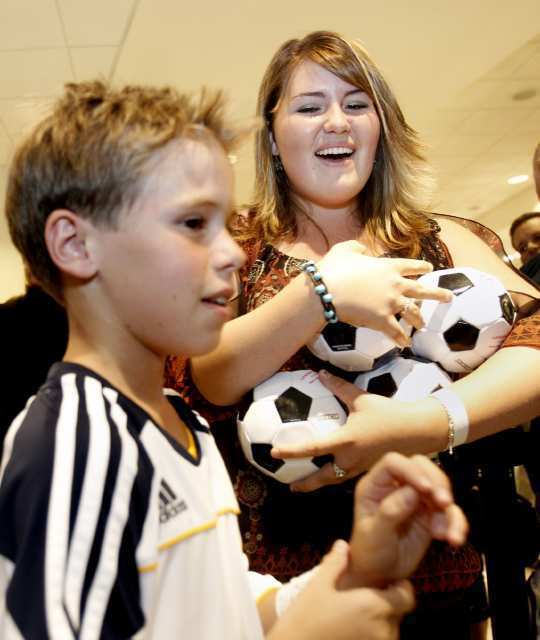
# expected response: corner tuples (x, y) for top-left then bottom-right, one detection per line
(159, 478), (187, 523)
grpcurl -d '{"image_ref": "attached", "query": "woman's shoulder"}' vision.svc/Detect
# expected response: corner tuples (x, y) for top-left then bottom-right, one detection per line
(414, 213), (450, 269)
(229, 208), (259, 238)
(428, 213), (539, 297)
(228, 208), (264, 266)
(430, 213), (505, 257)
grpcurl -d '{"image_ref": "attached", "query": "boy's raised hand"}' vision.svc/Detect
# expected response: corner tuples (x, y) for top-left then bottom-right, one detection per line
(346, 452), (468, 588)
(268, 539), (414, 640)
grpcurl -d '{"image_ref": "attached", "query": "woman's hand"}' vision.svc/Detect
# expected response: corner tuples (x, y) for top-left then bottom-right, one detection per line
(317, 240), (452, 346)
(271, 371), (448, 492)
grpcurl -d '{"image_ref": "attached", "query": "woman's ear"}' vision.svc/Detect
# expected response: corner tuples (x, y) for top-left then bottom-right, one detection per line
(44, 209), (98, 280)
(269, 130), (279, 157)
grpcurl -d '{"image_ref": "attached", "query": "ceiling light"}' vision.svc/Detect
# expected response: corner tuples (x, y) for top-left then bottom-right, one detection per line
(511, 88), (537, 102)
(507, 174), (529, 185)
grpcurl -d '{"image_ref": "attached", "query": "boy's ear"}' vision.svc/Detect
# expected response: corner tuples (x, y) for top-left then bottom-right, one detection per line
(45, 209), (99, 280)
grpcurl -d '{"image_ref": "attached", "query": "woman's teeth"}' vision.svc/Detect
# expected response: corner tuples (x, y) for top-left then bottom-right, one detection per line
(315, 147), (354, 159)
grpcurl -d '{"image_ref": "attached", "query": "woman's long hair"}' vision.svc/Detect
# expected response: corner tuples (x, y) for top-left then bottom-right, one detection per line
(242, 30), (434, 257)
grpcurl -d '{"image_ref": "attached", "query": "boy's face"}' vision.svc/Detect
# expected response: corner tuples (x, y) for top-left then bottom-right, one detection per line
(94, 137), (245, 358)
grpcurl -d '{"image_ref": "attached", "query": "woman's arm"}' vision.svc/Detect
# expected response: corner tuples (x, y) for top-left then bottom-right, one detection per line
(273, 344), (540, 492)
(435, 215), (539, 300)
(191, 241), (451, 405)
(271, 220), (540, 491)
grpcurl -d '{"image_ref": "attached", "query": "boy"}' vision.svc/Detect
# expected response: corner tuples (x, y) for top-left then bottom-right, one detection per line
(0, 82), (466, 639)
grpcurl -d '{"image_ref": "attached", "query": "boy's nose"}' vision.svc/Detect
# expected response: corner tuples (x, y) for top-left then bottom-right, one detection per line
(216, 231), (245, 272)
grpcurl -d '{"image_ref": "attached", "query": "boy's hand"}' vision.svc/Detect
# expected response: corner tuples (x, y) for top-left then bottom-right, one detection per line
(267, 540), (414, 640)
(345, 452), (468, 588)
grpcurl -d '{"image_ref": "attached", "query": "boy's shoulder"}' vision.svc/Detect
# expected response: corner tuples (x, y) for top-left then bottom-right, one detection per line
(0, 363), (156, 488)
(1, 364), (210, 482)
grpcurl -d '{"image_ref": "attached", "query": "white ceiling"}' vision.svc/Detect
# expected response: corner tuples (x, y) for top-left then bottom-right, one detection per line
(1, 0), (540, 299)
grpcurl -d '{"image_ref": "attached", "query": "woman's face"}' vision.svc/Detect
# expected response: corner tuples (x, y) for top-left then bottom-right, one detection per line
(271, 59), (380, 212)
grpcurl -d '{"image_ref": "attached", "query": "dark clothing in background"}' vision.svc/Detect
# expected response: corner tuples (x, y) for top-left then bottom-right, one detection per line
(521, 253), (540, 285)
(519, 253), (540, 518)
(0, 285), (68, 459)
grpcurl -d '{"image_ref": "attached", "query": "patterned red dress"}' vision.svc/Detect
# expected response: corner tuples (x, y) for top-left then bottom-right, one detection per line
(167, 213), (536, 589)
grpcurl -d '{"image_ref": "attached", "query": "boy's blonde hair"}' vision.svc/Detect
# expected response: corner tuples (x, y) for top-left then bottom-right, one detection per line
(6, 82), (236, 299)
(246, 30), (433, 256)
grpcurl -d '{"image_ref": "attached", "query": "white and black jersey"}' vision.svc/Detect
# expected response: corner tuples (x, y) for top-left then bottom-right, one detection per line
(0, 363), (279, 639)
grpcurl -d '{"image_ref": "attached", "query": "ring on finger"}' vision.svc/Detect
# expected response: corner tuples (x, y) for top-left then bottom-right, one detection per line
(399, 298), (413, 315)
(332, 462), (347, 479)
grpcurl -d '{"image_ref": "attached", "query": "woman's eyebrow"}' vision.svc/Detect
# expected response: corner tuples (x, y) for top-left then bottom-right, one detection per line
(291, 89), (364, 100)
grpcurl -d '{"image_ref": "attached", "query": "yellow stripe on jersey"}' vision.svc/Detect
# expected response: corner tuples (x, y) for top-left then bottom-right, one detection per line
(255, 585), (280, 605)
(185, 426), (196, 458)
(139, 562), (158, 573)
(158, 507), (240, 551)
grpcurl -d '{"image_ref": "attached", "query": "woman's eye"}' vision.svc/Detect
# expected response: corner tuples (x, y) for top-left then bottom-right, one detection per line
(346, 102), (368, 110)
(297, 105), (320, 114)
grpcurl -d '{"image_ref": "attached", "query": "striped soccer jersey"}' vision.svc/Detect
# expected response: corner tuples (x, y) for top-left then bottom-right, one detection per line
(0, 362), (279, 639)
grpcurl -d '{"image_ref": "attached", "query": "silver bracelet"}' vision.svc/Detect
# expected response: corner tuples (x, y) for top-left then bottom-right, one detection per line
(431, 388), (469, 454)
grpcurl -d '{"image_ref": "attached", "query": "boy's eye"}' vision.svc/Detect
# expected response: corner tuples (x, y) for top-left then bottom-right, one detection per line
(182, 216), (206, 231)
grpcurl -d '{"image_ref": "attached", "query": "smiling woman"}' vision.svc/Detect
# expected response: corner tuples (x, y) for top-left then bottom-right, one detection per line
(165, 30), (540, 640)
(269, 60), (380, 212)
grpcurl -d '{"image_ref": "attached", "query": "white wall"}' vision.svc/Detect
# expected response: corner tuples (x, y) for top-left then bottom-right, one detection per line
(0, 167), (24, 302)
(0, 241), (24, 301)
(476, 182), (540, 265)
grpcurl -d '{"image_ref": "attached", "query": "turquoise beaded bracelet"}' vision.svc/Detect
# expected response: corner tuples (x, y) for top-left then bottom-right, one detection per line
(302, 260), (339, 324)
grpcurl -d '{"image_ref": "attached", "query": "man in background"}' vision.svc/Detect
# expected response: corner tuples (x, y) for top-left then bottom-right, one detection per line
(510, 211), (540, 283)
(511, 141), (540, 639)
(0, 267), (68, 459)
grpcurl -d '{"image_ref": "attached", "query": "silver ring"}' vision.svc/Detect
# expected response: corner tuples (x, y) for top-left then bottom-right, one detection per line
(332, 462), (347, 479)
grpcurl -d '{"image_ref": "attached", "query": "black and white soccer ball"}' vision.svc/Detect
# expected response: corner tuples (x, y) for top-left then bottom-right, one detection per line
(306, 319), (412, 372)
(237, 370), (346, 484)
(411, 267), (516, 373)
(354, 356), (452, 401)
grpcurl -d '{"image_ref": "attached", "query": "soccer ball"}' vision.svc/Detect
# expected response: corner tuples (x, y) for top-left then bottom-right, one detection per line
(354, 356), (452, 401)
(306, 319), (412, 372)
(237, 370), (346, 484)
(411, 267), (516, 373)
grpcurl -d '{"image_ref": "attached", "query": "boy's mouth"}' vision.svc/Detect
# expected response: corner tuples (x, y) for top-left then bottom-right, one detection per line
(202, 287), (233, 306)
(203, 296), (228, 306)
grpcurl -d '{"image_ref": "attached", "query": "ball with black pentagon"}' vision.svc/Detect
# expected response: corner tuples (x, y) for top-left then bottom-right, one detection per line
(237, 370), (346, 483)
(411, 267), (516, 373)
(354, 356), (452, 401)
(306, 318), (411, 372)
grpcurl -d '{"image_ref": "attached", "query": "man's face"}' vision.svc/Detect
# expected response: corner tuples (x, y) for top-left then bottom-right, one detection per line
(512, 216), (540, 266)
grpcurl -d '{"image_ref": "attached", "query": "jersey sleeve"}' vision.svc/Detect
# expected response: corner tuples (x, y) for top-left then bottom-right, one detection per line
(0, 373), (153, 640)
